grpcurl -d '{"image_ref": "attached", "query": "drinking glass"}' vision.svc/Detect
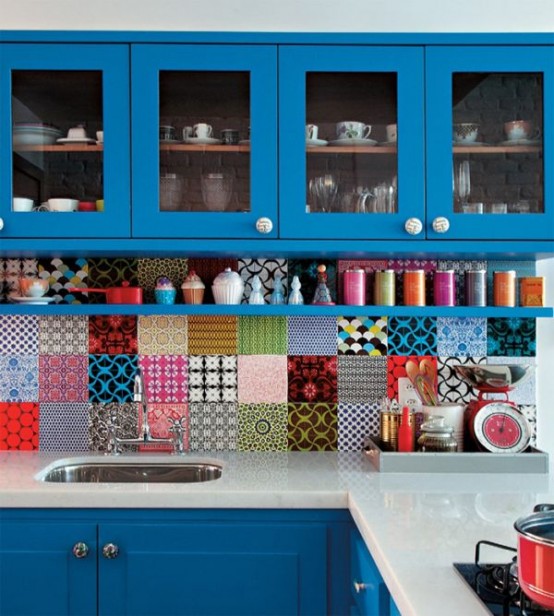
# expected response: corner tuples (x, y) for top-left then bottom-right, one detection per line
(201, 173), (234, 212)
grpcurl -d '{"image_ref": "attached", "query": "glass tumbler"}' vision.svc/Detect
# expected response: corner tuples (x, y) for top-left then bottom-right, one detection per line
(201, 173), (234, 212)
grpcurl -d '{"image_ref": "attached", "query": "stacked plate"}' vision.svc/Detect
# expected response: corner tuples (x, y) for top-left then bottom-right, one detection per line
(13, 122), (63, 146)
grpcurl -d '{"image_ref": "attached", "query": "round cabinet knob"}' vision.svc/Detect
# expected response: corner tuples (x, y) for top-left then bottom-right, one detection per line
(255, 217), (273, 234)
(432, 216), (450, 233)
(72, 542), (89, 559)
(0, 217), (4, 231)
(404, 217), (423, 235)
(353, 581), (368, 594)
(102, 543), (120, 559)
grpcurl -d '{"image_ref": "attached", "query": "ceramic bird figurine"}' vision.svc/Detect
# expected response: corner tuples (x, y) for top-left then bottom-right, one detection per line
(248, 275), (265, 304)
(288, 275), (304, 305)
(270, 274), (285, 304)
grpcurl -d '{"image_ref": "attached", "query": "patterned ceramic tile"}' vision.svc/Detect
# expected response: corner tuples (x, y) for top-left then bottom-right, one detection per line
(38, 257), (88, 303)
(336, 260), (388, 304)
(88, 402), (138, 452)
(138, 355), (188, 403)
(89, 315), (138, 355)
(140, 403), (189, 452)
(39, 403), (89, 452)
(520, 404), (537, 447)
(0, 402), (39, 450)
(288, 259), (337, 305)
(137, 315), (188, 355)
(188, 402), (238, 451)
(187, 258), (238, 304)
(288, 402), (338, 451)
(38, 315), (89, 355)
(386, 259), (437, 306)
(137, 258), (189, 303)
(0, 315), (39, 355)
(388, 316), (437, 356)
(487, 260), (535, 305)
(187, 316), (237, 355)
(88, 354), (138, 403)
(238, 259), (288, 304)
(188, 355), (237, 403)
(387, 356), (437, 402)
(487, 357), (536, 405)
(1, 259), (38, 301)
(87, 258), (139, 304)
(487, 318), (536, 357)
(337, 402), (380, 452)
(0, 356), (39, 402)
(39, 355), (88, 403)
(238, 403), (288, 451)
(287, 316), (338, 356)
(436, 317), (487, 357)
(437, 356), (486, 404)
(287, 355), (337, 403)
(237, 355), (288, 404)
(238, 316), (287, 355)
(337, 316), (387, 355)
(437, 260), (487, 305)
(337, 356), (387, 403)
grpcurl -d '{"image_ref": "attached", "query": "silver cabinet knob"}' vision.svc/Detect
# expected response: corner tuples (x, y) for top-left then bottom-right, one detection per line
(432, 216), (450, 233)
(102, 543), (119, 559)
(0, 217), (4, 231)
(404, 217), (423, 235)
(255, 217), (273, 234)
(72, 542), (89, 559)
(353, 581), (368, 594)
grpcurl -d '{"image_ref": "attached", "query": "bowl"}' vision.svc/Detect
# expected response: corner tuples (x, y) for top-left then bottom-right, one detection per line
(453, 364), (533, 391)
(19, 278), (49, 298)
(13, 197), (34, 212)
(67, 126), (88, 140)
(47, 198), (78, 212)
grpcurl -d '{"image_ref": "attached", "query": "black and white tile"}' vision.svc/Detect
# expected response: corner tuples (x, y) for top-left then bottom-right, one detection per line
(189, 402), (238, 451)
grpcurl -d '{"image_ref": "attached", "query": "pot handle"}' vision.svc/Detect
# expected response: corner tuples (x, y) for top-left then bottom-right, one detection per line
(533, 503), (554, 512)
(68, 287), (109, 294)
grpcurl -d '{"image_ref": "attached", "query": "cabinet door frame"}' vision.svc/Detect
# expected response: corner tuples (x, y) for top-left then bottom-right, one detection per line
(131, 44), (278, 239)
(278, 45), (425, 240)
(426, 45), (554, 240)
(0, 43), (131, 238)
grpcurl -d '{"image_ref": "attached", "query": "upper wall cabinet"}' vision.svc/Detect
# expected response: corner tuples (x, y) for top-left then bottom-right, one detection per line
(131, 44), (278, 239)
(0, 44), (131, 238)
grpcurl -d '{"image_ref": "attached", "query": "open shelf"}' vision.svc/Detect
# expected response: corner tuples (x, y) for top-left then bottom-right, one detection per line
(453, 145), (542, 154)
(159, 144), (249, 153)
(14, 144), (103, 152)
(307, 146), (396, 154)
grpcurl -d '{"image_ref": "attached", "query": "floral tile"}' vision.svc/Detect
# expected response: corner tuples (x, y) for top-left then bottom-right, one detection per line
(88, 354), (138, 403)
(0, 315), (39, 355)
(336, 260), (387, 304)
(288, 402), (338, 451)
(436, 317), (487, 357)
(520, 404), (537, 447)
(39, 355), (88, 403)
(387, 356), (437, 402)
(287, 355), (337, 403)
(287, 259), (337, 305)
(137, 315), (188, 355)
(437, 356), (486, 404)
(39, 403), (89, 452)
(238, 316), (287, 355)
(337, 356), (387, 403)
(437, 260), (487, 306)
(89, 315), (138, 355)
(487, 357), (536, 405)
(237, 355), (288, 403)
(0, 402), (39, 450)
(238, 403), (288, 451)
(87, 258), (139, 304)
(140, 403), (189, 452)
(337, 402), (380, 452)
(487, 260), (535, 305)
(187, 316), (237, 355)
(38, 257), (88, 304)
(386, 259), (437, 306)
(337, 316), (387, 355)
(138, 355), (188, 403)
(187, 258), (238, 304)
(38, 315), (89, 355)
(487, 318), (536, 357)
(187, 355), (237, 403)
(88, 402), (138, 452)
(2, 258), (38, 301)
(0, 356), (39, 402)
(188, 402), (237, 451)
(287, 316), (337, 356)
(137, 258), (189, 303)
(238, 258), (288, 304)
(388, 316), (437, 356)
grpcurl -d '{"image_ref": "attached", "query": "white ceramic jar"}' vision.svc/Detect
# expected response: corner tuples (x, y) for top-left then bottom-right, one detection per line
(212, 268), (244, 304)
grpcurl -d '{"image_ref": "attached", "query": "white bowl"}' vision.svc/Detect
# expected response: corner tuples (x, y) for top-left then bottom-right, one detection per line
(13, 198), (34, 212)
(67, 126), (88, 140)
(47, 198), (78, 212)
(13, 131), (60, 146)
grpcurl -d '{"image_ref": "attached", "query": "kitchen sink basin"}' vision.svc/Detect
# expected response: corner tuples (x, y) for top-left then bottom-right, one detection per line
(38, 461), (223, 483)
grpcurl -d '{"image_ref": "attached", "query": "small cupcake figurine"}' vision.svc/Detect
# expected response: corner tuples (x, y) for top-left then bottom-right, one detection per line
(248, 275), (265, 305)
(312, 264), (335, 305)
(181, 270), (205, 305)
(154, 276), (177, 305)
(288, 275), (304, 305)
(270, 274), (285, 305)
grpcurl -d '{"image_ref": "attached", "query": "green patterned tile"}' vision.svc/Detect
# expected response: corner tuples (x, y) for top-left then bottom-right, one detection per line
(238, 316), (287, 354)
(288, 402), (338, 451)
(238, 403), (288, 451)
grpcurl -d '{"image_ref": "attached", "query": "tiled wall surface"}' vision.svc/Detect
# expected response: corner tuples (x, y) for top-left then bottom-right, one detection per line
(0, 258), (537, 452)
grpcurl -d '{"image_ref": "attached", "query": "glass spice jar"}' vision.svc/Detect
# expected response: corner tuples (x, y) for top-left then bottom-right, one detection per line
(417, 416), (458, 453)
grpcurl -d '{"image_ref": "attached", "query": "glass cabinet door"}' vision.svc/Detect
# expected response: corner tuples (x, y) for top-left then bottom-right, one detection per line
(426, 46), (553, 240)
(279, 46), (425, 240)
(0, 44), (131, 238)
(131, 44), (277, 238)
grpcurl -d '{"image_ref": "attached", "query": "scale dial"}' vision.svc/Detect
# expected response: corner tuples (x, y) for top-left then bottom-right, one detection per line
(473, 402), (531, 453)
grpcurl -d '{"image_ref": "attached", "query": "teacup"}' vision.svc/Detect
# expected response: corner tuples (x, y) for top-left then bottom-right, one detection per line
(96, 130), (104, 143)
(504, 120), (539, 142)
(159, 125), (175, 141)
(67, 125), (88, 140)
(221, 128), (239, 145)
(13, 197), (34, 212)
(182, 126), (193, 141)
(453, 123), (479, 143)
(47, 198), (78, 212)
(19, 278), (49, 298)
(386, 123), (397, 143)
(306, 124), (319, 140)
(336, 121), (371, 140)
(193, 123), (213, 139)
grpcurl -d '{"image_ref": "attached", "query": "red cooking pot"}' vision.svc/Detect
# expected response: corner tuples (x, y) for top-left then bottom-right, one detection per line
(514, 504), (554, 609)
(69, 281), (143, 304)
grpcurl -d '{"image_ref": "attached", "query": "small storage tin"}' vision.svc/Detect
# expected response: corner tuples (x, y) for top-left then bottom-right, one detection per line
(343, 268), (366, 306)
(493, 270), (517, 307)
(433, 270), (455, 306)
(403, 270), (425, 306)
(374, 270), (396, 306)
(465, 270), (487, 306)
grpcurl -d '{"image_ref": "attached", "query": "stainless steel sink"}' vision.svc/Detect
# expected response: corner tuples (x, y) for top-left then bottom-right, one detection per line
(39, 461), (222, 483)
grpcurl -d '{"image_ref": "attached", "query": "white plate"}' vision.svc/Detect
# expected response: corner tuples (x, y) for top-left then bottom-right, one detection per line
(328, 138), (378, 147)
(498, 139), (541, 146)
(10, 296), (55, 305)
(378, 141), (398, 147)
(184, 137), (222, 145)
(306, 138), (328, 147)
(453, 141), (490, 147)
(56, 138), (97, 145)
(238, 139), (250, 145)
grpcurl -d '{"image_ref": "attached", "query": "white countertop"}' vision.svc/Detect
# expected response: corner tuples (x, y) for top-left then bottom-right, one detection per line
(1, 450), (553, 616)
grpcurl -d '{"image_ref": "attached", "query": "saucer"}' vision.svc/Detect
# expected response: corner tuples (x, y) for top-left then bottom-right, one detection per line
(184, 137), (222, 145)
(453, 141), (489, 146)
(498, 139), (541, 146)
(10, 296), (55, 305)
(238, 140), (250, 145)
(328, 138), (378, 147)
(56, 137), (96, 145)
(306, 138), (328, 147)
(378, 141), (398, 147)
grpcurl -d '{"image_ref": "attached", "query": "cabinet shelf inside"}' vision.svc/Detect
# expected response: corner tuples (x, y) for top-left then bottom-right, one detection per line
(453, 145), (542, 154)
(159, 144), (250, 153)
(14, 144), (103, 153)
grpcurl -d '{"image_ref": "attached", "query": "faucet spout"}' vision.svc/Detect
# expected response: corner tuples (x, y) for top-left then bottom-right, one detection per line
(133, 369), (151, 441)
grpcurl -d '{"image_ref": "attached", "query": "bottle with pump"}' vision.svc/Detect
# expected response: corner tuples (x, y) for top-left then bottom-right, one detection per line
(397, 406), (414, 452)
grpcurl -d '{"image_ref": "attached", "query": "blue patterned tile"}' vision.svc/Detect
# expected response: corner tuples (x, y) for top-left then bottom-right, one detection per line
(487, 318), (536, 357)
(388, 317), (437, 356)
(0, 315), (39, 355)
(337, 316), (387, 356)
(436, 317), (487, 357)
(338, 402), (380, 451)
(287, 316), (338, 355)
(487, 357), (536, 405)
(88, 354), (138, 403)
(39, 403), (89, 451)
(0, 356), (39, 401)
(487, 260), (535, 305)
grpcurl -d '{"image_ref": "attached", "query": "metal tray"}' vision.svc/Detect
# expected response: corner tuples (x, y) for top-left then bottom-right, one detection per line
(363, 437), (549, 474)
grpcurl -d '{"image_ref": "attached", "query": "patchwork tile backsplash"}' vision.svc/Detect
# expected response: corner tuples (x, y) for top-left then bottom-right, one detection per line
(0, 258), (538, 452)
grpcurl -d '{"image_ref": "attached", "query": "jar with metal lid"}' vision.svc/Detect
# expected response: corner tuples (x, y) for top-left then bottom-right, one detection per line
(417, 416), (458, 452)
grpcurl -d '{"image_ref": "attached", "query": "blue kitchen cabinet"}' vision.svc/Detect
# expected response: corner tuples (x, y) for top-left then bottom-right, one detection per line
(0, 43), (131, 238)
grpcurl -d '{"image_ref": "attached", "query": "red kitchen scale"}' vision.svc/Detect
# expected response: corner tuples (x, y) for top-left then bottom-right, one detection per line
(453, 364), (533, 453)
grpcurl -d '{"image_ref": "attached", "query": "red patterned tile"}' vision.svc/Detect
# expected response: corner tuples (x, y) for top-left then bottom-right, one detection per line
(287, 356), (337, 403)
(0, 402), (39, 450)
(89, 315), (138, 355)
(39, 356), (89, 402)
(138, 355), (188, 403)
(138, 403), (189, 453)
(387, 356), (437, 401)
